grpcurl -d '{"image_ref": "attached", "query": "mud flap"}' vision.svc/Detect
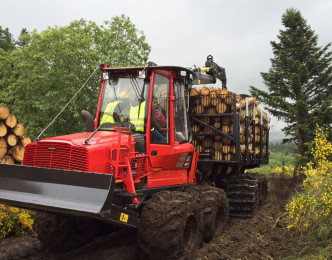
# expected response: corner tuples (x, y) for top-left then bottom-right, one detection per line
(0, 164), (138, 227)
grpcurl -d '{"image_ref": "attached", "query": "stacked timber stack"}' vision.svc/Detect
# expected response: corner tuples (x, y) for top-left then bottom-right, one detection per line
(237, 97), (269, 159)
(0, 105), (31, 165)
(189, 87), (269, 162)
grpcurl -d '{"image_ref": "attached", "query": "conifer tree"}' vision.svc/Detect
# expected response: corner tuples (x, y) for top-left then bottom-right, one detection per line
(250, 8), (332, 157)
(16, 28), (30, 48)
(0, 26), (15, 51)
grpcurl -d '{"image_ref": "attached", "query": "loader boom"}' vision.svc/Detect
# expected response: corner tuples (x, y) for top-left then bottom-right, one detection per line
(192, 55), (227, 89)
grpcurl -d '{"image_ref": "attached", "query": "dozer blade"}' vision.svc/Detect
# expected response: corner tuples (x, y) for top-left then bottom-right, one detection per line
(0, 164), (138, 227)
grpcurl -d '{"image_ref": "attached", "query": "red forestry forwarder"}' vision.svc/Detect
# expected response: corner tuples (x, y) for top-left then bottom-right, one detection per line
(0, 56), (269, 259)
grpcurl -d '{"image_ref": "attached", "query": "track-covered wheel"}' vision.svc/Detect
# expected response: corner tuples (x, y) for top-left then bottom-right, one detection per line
(188, 185), (229, 242)
(34, 211), (104, 252)
(250, 172), (268, 205)
(227, 173), (268, 217)
(137, 190), (202, 260)
(227, 173), (259, 218)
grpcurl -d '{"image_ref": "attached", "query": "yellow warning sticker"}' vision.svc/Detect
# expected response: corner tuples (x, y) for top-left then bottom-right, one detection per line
(120, 213), (129, 223)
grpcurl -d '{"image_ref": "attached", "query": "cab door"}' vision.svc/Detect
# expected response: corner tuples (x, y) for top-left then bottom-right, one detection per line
(147, 72), (195, 188)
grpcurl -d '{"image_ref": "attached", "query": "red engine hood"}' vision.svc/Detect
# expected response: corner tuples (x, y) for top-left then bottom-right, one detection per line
(40, 131), (127, 146)
(23, 131), (135, 174)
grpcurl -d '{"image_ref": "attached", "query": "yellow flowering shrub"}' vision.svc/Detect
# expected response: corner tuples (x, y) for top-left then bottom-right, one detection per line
(271, 165), (294, 178)
(286, 127), (332, 237)
(0, 206), (34, 239)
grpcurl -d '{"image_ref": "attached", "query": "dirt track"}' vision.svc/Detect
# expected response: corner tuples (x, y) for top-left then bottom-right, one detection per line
(193, 177), (300, 260)
(0, 178), (310, 260)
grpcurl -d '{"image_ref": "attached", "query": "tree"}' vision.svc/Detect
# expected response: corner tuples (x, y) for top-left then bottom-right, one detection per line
(250, 8), (332, 158)
(0, 16), (151, 139)
(0, 26), (15, 51)
(16, 28), (30, 48)
(100, 14), (151, 67)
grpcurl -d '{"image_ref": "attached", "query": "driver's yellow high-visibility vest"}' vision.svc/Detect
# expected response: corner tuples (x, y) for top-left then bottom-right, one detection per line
(130, 102), (145, 132)
(100, 100), (122, 124)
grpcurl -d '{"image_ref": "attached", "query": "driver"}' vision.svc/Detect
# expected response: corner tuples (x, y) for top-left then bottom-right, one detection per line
(100, 90), (131, 124)
(130, 98), (165, 143)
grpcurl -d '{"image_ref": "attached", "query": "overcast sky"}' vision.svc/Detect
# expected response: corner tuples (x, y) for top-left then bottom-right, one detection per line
(1, 0), (331, 132)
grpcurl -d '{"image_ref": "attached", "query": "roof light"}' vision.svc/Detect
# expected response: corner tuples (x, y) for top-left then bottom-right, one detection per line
(102, 71), (109, 80)
(138, 70), (146, 79)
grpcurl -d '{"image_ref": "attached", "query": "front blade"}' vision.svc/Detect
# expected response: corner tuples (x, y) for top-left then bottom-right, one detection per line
(0, 164), (114, 218)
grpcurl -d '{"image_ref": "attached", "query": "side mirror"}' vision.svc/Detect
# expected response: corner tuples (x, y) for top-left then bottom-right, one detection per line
(81, 110), (95, 132)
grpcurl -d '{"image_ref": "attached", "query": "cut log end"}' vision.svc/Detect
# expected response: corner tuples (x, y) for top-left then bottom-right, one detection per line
(0, 106), (10, 120)
(0, 122), (7, 137)
(0, 138), (8, 158)
(6, 134), (17, 147)
(9, 145), (25, 162)
(5, 114), (18, 129)
(20, 136), (32, 147)
(13, 123), (25, 137)
(0, 155), (14, 164)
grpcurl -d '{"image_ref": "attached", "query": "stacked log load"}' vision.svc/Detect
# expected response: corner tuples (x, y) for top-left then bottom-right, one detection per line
(0, 106), (31, 165)
(190, 87), (270, 162)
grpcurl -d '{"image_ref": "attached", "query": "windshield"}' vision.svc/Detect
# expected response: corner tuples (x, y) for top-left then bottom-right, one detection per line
(98, 76), (149, 130)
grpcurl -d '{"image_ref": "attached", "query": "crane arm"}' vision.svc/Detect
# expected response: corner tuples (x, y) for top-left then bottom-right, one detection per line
(191, 55), (227, 89)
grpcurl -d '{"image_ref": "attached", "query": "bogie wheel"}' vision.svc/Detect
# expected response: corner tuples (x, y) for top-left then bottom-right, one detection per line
(188, 185), (229, 242)
(137, 190), (202, 260)
(34, 211), (104, 253)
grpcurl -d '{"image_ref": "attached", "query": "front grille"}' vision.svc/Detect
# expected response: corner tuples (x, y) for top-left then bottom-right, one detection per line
(23, 142), (88, 171)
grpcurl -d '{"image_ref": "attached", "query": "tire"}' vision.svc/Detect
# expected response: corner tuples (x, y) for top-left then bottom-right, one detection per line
(137, 190), (202, 260)
(34, 211), (103, 252)
(188, 185), (229, 242)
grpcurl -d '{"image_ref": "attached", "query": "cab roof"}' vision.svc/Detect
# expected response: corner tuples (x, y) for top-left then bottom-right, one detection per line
(100, 65), (196, 82)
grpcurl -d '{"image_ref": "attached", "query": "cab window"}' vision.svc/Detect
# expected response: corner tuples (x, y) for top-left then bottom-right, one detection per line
(99, 76), (149, 130)
(174, 81), (189, 143)
(151, 74), (169, 144)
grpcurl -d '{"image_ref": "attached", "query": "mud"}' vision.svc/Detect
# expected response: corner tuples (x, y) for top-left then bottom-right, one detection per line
(0, 178), (317, 260)
(192, 178), (300, 260)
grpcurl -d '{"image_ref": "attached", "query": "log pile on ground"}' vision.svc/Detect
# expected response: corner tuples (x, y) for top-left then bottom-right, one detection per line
(190, 87), (270, 161)
(0, 106), (31, 165)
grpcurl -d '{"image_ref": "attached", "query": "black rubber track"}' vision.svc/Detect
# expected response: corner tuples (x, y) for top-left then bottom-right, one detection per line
(227, 173), (268, 218)
(248, 172), (268, 205)
(188, 185), (229, 242)
(34, 212), (105, 253)
(137, 190), (202, 260)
